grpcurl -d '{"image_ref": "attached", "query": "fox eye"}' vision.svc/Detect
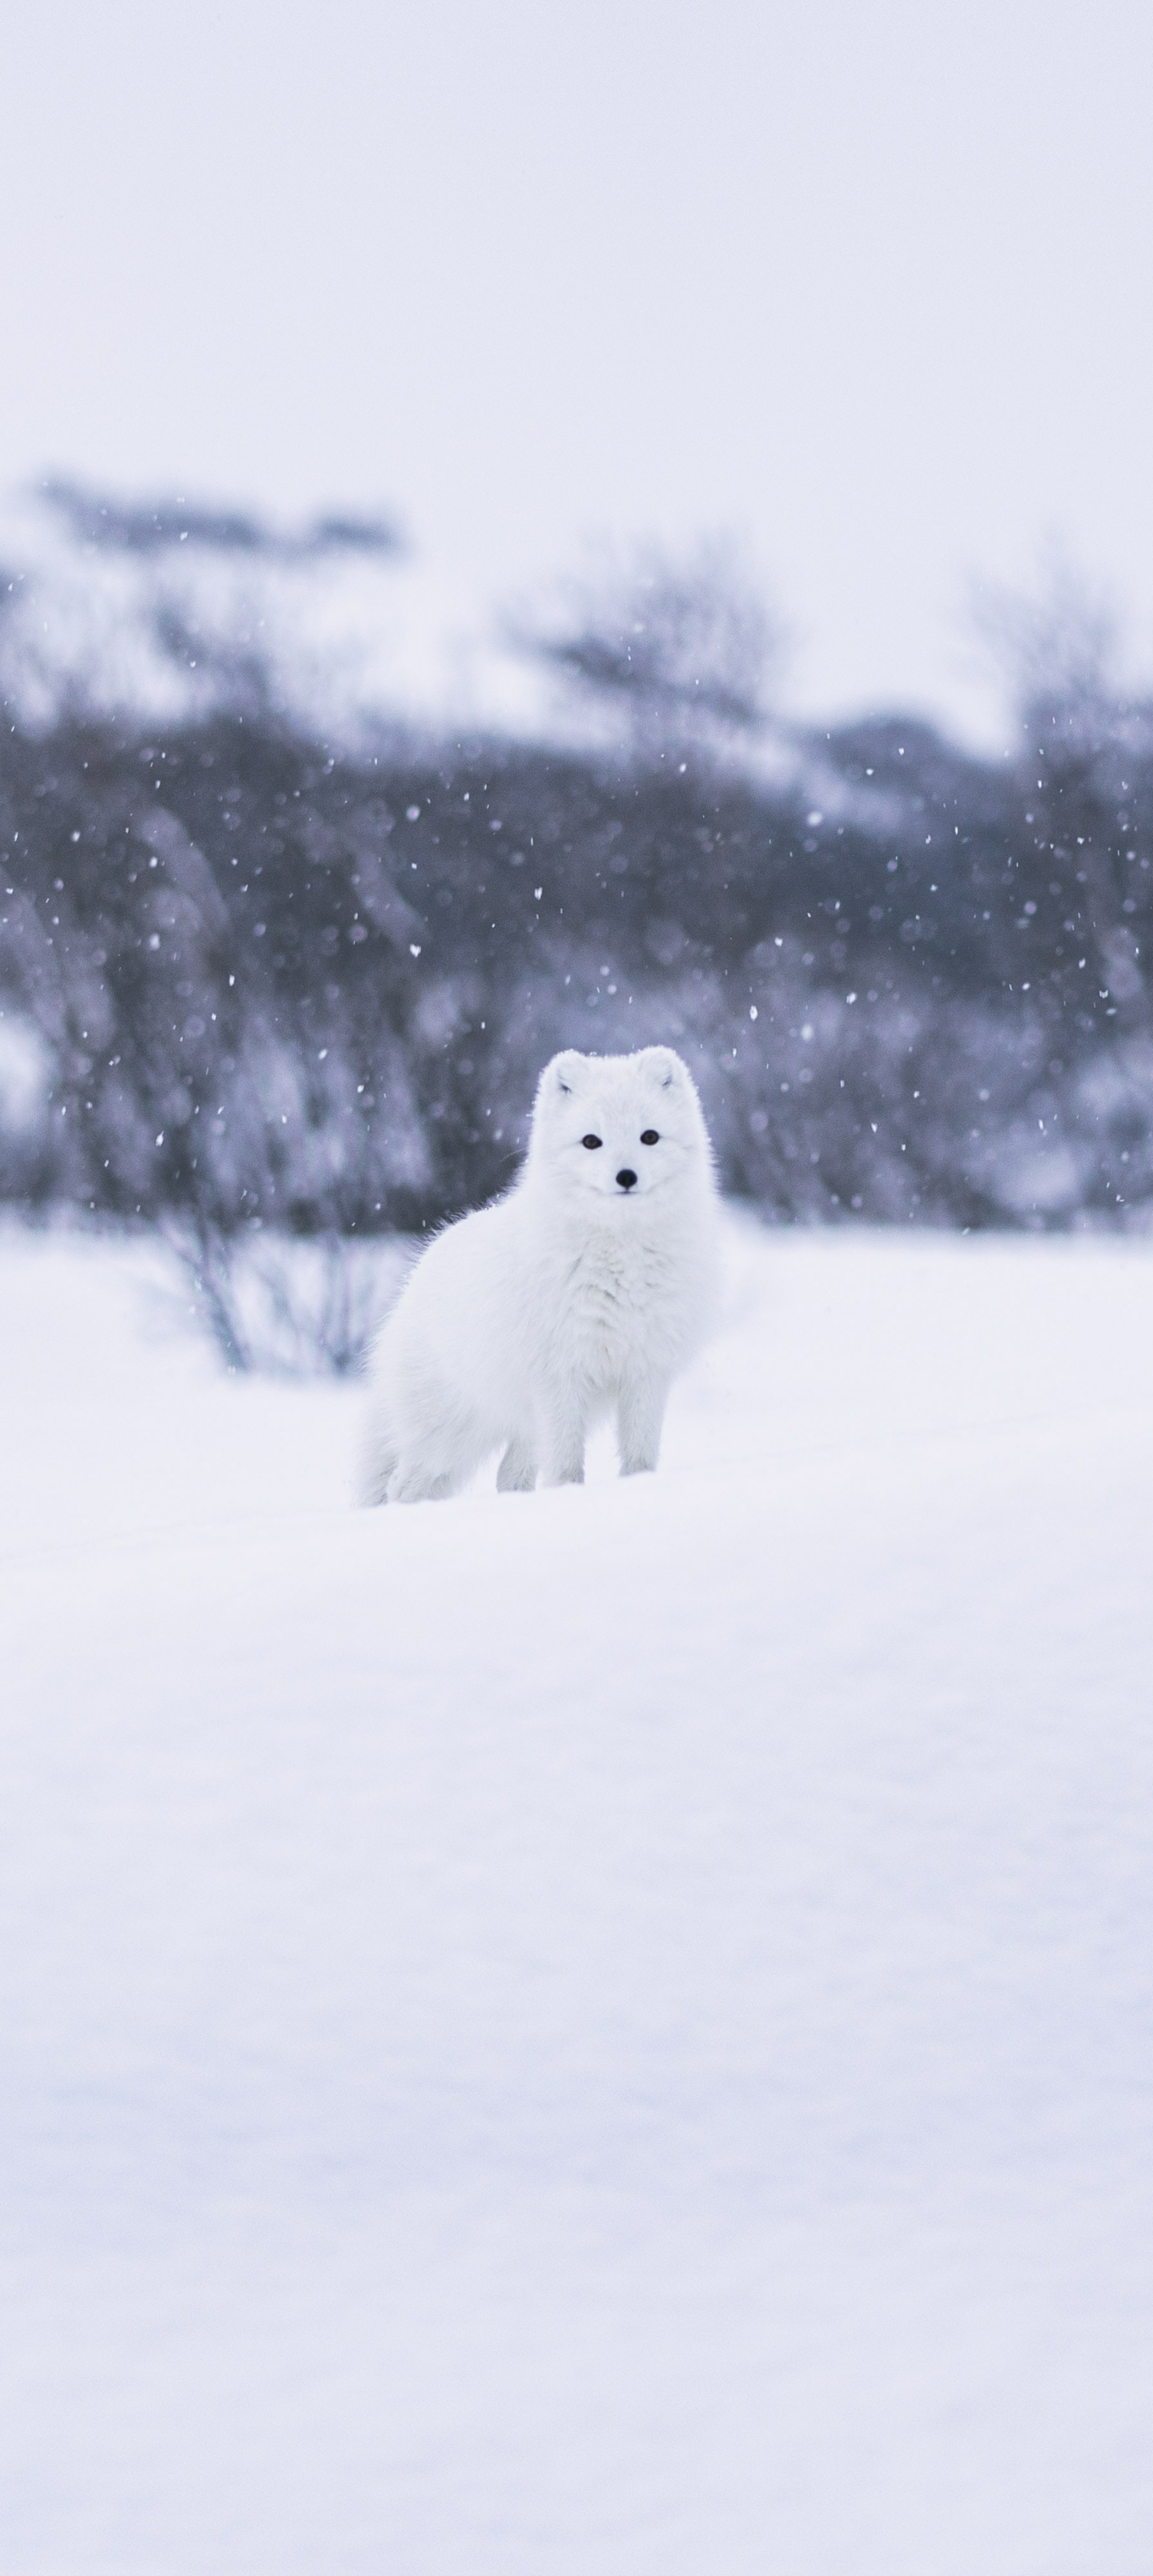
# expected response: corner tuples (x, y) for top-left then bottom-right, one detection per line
(640, 1129), (660, 1145)
(581, 1133), (602, 1149)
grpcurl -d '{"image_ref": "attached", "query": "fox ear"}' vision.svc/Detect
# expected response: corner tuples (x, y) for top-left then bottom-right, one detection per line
(641, 1044), (684, 1092)
(540, 1049), (585, 1100)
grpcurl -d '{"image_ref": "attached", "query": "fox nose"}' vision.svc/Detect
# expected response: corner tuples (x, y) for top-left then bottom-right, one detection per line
(616, 1167), (637, 1190)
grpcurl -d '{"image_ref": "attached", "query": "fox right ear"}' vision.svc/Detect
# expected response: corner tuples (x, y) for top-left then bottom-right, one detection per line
(544, 1049), (584, 1097)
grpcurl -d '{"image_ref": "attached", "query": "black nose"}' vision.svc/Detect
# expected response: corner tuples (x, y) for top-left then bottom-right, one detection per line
(616, 1167), (637, 1190)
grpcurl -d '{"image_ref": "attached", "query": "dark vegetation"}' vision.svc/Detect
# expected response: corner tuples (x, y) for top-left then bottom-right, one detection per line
(3, 500), (1153, 1260)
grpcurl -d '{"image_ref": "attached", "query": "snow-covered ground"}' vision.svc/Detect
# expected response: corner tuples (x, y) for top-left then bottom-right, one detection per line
(2, 1215), (1152, 2574)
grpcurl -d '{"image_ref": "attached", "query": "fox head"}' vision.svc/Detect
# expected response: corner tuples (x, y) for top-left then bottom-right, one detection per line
(527, 1046), (713, 1206)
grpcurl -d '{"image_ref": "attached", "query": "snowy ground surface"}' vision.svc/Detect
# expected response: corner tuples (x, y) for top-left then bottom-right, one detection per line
(3, 1214), (1152, 2574)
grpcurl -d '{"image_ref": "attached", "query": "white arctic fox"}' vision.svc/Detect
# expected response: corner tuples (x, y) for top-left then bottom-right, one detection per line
(359, 1045), (718, 1503)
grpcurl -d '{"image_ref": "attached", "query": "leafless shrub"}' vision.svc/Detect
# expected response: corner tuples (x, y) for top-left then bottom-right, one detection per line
(970, 546), (1133, 753)
(520, 536), (785, 752)
(163, 1218), (415, 1375)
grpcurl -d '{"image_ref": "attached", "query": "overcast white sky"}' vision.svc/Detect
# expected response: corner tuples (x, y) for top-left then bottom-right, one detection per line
(3, 0), (1151, 739)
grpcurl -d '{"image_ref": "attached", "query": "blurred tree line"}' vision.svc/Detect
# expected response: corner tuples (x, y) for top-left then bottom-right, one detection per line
(2, 500), (1153, 1244)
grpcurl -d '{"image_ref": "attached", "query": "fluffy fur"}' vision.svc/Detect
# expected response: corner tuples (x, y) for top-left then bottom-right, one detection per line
(359, 1045), (718, 1503)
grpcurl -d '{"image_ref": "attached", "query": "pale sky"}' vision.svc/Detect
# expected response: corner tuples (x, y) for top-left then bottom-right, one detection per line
(3, 0), (1151, 740)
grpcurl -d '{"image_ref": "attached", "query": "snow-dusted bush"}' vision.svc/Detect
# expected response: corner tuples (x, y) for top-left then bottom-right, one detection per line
(163, 1220), (415, 1375)
(3, 493), (1153, 1246)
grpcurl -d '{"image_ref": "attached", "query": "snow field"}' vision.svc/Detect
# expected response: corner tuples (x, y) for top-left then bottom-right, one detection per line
(2, 1217), (1152, 2574)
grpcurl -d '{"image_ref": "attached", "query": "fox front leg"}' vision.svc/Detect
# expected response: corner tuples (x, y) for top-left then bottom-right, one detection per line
(496, 1435), (538, 1493)
(536, 1385), (589, 1487)
(616, 1371), (670, 1477)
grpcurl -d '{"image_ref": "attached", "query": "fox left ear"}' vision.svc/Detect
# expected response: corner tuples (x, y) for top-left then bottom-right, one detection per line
(642, 1045), (682, 1092)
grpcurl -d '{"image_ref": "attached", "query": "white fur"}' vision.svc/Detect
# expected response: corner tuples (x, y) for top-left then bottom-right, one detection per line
(359, 1044), (719, 1503)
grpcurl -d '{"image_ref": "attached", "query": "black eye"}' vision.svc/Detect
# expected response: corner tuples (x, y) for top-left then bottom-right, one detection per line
(640, 1129), (660, 1145)
(581, 1133), (602, 1149)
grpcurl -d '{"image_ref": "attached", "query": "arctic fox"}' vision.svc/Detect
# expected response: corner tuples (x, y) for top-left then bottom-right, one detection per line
(359, 1045), (718, 1503)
